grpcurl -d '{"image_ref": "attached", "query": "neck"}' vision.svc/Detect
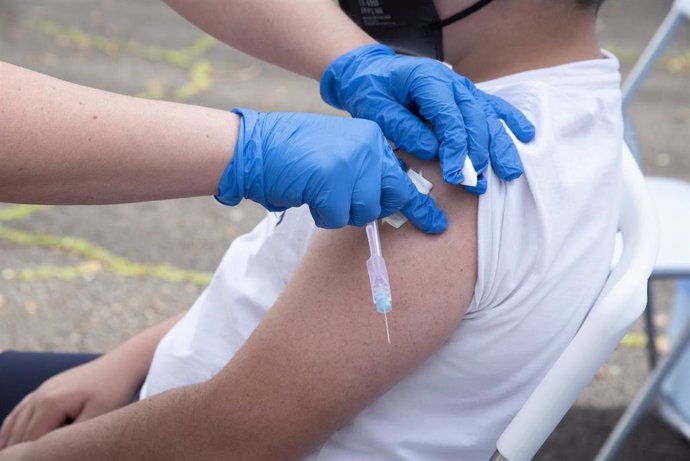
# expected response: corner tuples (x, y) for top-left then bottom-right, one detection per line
(439, 0), (601, 82)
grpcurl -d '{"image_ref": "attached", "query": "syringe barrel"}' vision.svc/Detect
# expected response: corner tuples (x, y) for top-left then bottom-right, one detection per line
(366, 254), (392, 313)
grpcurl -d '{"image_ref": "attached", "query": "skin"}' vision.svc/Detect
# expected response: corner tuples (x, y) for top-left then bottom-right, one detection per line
(0, 0), (604, 459)
(0, 62), (237, 204)
(162, 0), (375, 79)
(437, 0), (601, 82)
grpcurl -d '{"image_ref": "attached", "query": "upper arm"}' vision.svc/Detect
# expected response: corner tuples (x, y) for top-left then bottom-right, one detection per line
(207, 154), (478, 459)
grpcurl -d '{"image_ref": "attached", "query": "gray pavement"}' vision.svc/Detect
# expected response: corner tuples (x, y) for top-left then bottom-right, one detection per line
(1, 0), (689, 459)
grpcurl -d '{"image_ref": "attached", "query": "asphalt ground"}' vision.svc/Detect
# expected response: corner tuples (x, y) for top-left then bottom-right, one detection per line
(1, 0), (689, 459)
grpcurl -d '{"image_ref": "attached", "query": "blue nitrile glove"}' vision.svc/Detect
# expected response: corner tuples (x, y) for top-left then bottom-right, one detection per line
(216, 108), (447, 233)
(320, 44), (536, 194)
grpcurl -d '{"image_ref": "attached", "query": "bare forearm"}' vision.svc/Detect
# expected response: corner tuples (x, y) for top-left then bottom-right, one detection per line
(163, 0), (375, 79)
(0, 62), (238, 205)
(13, 383), (211, 461)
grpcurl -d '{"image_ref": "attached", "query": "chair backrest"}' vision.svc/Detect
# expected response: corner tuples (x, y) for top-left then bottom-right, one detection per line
(493, 145), (660, 461)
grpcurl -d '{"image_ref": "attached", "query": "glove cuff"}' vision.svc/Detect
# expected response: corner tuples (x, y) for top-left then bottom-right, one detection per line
(214, 107), (260, 206)
(319, 44), (395, 110)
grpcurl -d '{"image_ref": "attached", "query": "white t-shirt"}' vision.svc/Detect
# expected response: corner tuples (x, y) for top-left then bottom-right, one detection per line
(141, 52), (623, 460)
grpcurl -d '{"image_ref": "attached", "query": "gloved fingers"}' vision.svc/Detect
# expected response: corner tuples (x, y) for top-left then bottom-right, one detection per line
(479, 90), (536, 143)
(378, 145), (412, 218)
(469, 92), (525, 182)
(399, 177), (448, 234)
(358, 99), (439, 160)
(409, 78), (469, 185)
(462, 173), (488, 195)
(309, 202), (350, 230)
(349, 163), (382, 227)
(485, 106), (524, 181)
(454, 82), (490, 178)
(308, 173), (352, 230)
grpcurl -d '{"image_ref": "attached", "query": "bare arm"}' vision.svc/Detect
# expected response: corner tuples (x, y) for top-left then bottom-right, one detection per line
(0, 312), (186, 449)
(163, 0), (375, 79)
(6, 152), (477, 460)
(0, 61), (238, 204)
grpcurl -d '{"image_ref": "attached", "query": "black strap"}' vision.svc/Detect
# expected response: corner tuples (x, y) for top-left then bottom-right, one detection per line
(425, 0), (497, 31)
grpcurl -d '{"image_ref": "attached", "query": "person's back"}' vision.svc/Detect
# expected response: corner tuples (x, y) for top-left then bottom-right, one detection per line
(142, 1), (622, 459)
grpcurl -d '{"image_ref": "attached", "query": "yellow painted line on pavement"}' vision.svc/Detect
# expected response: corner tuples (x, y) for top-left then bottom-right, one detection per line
(174, 59), (214, 101)
(0, 225), (212, 286)
(27, 18), (217, 69)
(136, 59), (216, 101)
(0, 205), (50, 222)
(26, 18), (218, 101)
(16, 261), (103, 282)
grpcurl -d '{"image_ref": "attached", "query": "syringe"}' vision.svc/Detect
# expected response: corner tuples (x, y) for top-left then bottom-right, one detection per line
(365, 220), (392, 345)
(365, 154), (477, 345)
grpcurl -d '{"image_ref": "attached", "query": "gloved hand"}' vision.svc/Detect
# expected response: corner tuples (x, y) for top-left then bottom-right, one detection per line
(320, 44), (536, 194)
(216, 108), (447, 233)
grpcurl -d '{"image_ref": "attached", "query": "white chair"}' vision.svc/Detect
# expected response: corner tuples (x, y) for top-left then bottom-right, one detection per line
(593, 0), (690, 457)
(594, 178), (690, 457)
(488, 146), (659, 461)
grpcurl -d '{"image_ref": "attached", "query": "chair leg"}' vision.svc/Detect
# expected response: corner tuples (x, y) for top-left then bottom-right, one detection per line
(644, 282), (659, 367)
(594, 322), (690, 461)
(488, 450), (508, 461)
(657, 278), (690, 440)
